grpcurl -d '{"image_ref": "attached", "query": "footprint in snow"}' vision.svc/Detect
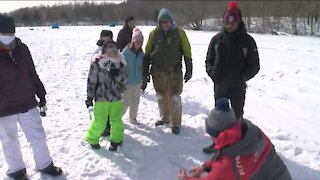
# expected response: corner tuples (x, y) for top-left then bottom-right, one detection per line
(275, 134), (291, 141)
(293, 147), (303, 156)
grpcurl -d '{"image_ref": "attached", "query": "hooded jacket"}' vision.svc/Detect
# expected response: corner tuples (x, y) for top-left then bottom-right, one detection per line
(144, 9), (192, 69)
(122, 44), (144, 85)
(0, 38), (46, 117)
(87, 53), (127, 102)
(205, 21), (260, 88)
(187, 119), (292, 180)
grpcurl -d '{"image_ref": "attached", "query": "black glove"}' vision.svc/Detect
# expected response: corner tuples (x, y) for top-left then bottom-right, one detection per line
(184, 58), (193, 83)
(143, 55), (151, 82)
(145, 74), (150, 83)
(120, 84), (127, 92)
(85, 97), (93, 108)
(38, 97), (46, 108)
(96, 39), (104, 46)
(141, 80), (148, 91)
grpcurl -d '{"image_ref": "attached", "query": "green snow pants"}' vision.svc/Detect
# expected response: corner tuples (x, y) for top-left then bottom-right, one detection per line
(85, 101), (124, 145)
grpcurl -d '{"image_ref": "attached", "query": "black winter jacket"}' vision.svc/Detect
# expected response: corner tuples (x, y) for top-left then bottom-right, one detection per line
(0, 38), (46, 117)
(205, 21), (260, 87)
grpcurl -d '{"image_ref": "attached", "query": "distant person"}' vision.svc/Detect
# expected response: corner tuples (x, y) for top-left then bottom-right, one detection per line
(122, 27), (145, 125)
(0, 14), (62, 179)
(85, 40), (127, 151)
(203, 1), (260, 153)
(116, 16), (135, 52)
(177, 98), (292, 180)
(143, 8), (192, 135)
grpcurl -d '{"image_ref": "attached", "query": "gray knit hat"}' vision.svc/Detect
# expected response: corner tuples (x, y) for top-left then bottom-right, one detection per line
(205, 98), (237, 138)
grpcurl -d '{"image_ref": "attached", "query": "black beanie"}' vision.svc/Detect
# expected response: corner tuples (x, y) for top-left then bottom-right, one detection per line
(125, 16), (135, 25)
(100, 30), (113, 39)
(0, 14), (15, 33)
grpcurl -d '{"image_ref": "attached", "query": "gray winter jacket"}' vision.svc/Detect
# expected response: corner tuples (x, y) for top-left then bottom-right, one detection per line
(87, 54), (127, 102)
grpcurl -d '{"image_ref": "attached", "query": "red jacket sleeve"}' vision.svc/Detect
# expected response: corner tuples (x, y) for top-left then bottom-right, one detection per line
(186, 156), (236, 180)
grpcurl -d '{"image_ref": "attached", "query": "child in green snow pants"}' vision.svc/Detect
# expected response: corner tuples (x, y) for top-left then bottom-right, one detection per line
(85, 101), (124, 145)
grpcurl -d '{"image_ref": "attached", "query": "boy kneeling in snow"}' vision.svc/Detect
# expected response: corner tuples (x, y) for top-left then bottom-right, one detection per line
(0, 14), (62, 179)
(85, 40), (127, 151)
(177, 98), (292, 180)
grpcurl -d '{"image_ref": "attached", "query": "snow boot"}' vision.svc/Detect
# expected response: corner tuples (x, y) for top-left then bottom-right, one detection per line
(129, 118), (140, 125)
(202, 142), (217, 154)
(171, 126), (180, 135)
(39, 162), (63, 176)
(109, 141), (122, 152)
(90, 143), (101, 149)
(7, 168), (28, 180)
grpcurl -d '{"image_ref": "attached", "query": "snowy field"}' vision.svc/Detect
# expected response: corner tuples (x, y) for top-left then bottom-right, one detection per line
(0, 25), (320, 180)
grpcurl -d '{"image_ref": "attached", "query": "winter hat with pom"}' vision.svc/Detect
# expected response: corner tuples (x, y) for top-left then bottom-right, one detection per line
(223, 1), (241, 23)
(131, 27), (144, 42)
(205, 98), (237, 138)
(0, 14), (15, 33)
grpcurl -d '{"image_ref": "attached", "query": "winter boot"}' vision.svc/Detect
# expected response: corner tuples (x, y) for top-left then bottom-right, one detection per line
(7, 168), (28, 180)
(202, 142), (217, 154)
(101, 117), (111, 137)
(129, 118), (140, 125)
(171, 126), (180, 135)
(39, 162), (63, 176)
(90, 143), (101, 149)
(109, 141), (122, 152)
(155, 120), (169, 127)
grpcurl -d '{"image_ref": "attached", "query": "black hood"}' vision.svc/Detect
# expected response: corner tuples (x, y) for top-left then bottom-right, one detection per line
(223, 20), (247, 38)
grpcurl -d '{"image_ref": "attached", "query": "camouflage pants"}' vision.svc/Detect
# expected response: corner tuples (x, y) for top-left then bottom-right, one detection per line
(151, 69), (183, 127)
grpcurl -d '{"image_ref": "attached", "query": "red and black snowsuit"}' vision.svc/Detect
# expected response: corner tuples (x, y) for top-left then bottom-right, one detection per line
(205, 21), (260, 120)
(187, 119), (292, 180)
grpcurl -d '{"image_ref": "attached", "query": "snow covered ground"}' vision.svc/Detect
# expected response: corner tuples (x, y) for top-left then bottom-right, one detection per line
(0, 26), (320, 180)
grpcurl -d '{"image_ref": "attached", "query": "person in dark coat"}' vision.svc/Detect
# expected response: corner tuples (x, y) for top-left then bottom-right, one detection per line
(116, 16), (135, 52)
(0, 14), (62, 179)
(177, 98), (292, 180)
(203, 1), (260, 154)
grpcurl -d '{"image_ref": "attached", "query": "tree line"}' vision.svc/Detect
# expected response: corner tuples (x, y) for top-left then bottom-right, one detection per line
(7, 1), (320, 36)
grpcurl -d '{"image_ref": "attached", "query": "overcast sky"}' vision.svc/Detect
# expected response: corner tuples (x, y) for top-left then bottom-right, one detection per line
(0, 1), (123, 13)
